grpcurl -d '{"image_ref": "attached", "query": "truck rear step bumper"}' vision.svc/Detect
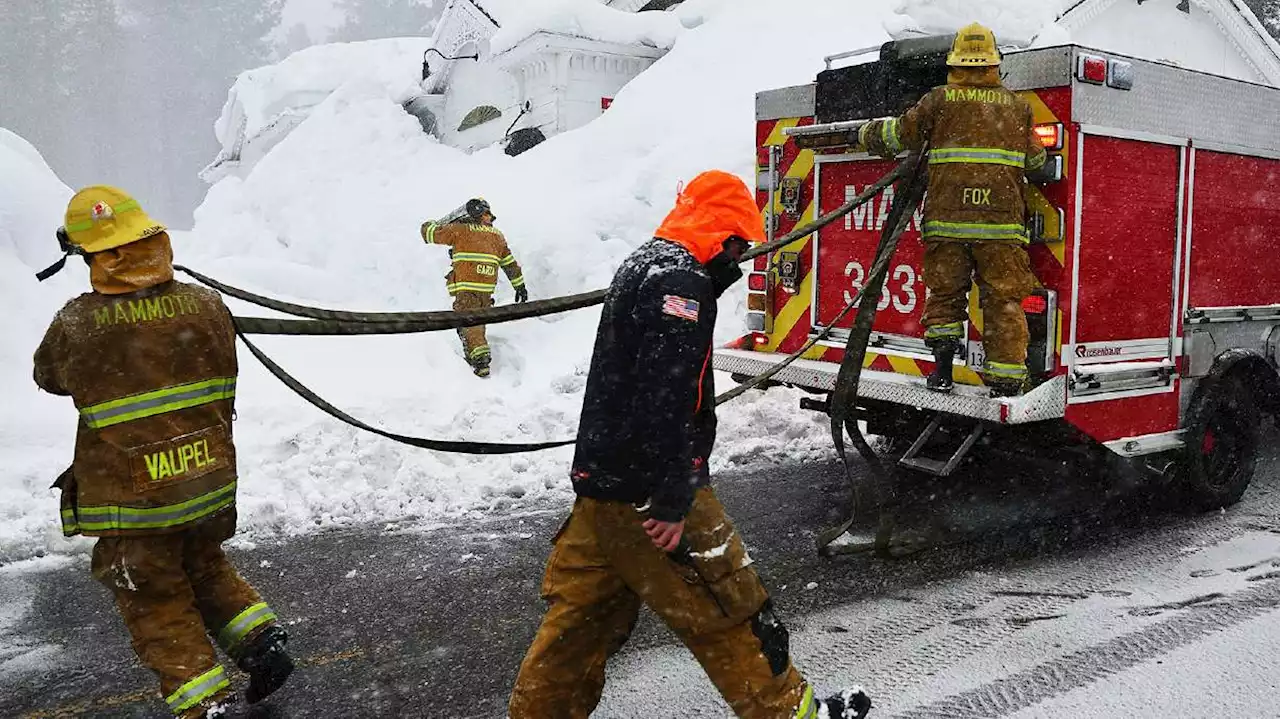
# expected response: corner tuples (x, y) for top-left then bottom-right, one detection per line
(714, 348), (1067, 425)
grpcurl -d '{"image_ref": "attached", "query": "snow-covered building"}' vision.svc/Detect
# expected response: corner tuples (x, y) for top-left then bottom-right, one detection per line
(1052, 0), (1280, 85)
(407, 0), (681, 153)
(203, 0), (685, 182)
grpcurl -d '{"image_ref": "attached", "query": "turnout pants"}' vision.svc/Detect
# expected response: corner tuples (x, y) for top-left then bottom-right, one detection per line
(509, 487), (818, 719)
(452, 290), (493, 367)
(91, 512), (279, 718)
(922, 240), (1039, 383)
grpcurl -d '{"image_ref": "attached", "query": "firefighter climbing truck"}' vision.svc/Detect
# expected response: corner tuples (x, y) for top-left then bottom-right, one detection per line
(716, 38), (1280, 509)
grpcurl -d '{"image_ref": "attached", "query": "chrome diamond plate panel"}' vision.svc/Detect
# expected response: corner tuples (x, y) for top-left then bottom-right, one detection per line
(1004, 46), (1075, 91)
(714, 349), (1067, 424)
(1072, 47), (1280, 153)
(757, 84), (816, 121)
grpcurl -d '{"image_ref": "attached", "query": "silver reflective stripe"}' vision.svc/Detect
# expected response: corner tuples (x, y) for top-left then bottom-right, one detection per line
(80, 378), (236, 429)
(76, 482), (236, 532)
(218, 602), (277, 653)
(166, 665), (229, 714)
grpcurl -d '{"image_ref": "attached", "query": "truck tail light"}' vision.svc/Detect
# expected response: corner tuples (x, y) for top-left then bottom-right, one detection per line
(746, 312), (767, 332)
(753, 255), (768, 272)
(748, 273), (767, 292)
(1034, 123), (1064, 151)
(753, 333), (769, 346)
(756, 147), (771, 169)
(1079, 54), (1108, 84)
(747, 292), (768, 312)
(1022, 295), (1048, 314)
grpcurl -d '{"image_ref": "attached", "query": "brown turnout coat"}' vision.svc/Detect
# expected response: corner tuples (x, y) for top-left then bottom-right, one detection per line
(864, 68), (1047, 243)
(34, 281), (239, 537)
(421, 220), (525, 295)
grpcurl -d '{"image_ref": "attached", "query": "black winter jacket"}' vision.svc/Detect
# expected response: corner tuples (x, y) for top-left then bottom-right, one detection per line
(571, 239), (717, 521)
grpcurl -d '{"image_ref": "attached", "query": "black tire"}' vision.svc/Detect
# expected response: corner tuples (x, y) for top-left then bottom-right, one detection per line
(1179, 378), (1260, 512)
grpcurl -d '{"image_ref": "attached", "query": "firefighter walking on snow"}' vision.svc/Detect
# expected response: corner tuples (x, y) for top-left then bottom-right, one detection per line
(860, 23), (1047, 397)
(508, 170), (872, 719)
(421, 198), (528, 377)
(33, 187), (294, 719)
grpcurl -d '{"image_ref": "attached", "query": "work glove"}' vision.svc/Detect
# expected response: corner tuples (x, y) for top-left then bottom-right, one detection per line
(515, 286), (529, 303)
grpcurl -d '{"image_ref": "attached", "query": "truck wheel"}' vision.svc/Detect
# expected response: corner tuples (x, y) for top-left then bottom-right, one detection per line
(1179, 379), (1260, 512)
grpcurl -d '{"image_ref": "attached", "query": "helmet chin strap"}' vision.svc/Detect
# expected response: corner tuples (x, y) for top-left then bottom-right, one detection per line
(35, 226), (84, 282)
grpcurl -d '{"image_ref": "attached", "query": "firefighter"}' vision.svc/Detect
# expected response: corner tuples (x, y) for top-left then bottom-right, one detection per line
(33, 187), (293, 719)
(508, 170), (872, 719)
(860, 23), (1047, 397)
(420, 198), (528, 377)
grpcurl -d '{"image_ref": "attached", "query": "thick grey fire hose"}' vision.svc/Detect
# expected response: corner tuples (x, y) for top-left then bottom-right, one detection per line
(181, 160), (913, 458)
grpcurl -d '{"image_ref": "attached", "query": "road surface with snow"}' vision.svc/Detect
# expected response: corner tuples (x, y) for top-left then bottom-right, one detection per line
(5, 437), (1280, 719)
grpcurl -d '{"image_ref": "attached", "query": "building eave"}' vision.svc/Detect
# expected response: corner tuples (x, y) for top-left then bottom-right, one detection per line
(491, 30), (668, 68)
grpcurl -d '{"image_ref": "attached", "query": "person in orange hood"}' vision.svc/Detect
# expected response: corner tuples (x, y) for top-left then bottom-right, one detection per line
(508, 171), (872, 719)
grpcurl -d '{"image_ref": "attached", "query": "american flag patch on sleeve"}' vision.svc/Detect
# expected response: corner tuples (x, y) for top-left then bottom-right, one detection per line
(661, 295), (700, 322)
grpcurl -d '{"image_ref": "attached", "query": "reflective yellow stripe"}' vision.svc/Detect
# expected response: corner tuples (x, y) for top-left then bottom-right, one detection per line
(794, 685), (816, 719)
(1027, 147), (1048, 171)
(882, 118), (902, 155)
(447, 282), (497, 294)
(424, 222), (438, 244)
(499, 254), (517, 267)
(984, 360), (1028, 379)
(924, 221), (1028, 242)
(452, 252), (500, 264)
(76, 482), (237, 532)
(80, 377), (236, 429)
(469, 345), (491, 359)
(60, 508), (80, 536)
(65, 199), (142, 233)
(218, 602), (278, 654)
(166, 665), (229, 714)
(509, 275), (526, 288)
(930, 147), (1026, 168)
(924, 323), (965, 339)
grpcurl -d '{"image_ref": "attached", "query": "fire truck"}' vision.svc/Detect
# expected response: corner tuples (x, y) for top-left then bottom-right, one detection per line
(715, 37), (1280, 510)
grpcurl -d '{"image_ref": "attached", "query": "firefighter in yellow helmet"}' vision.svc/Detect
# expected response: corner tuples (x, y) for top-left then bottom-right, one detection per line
(33, 187), (293, 719)
(420, 198), (528, 378)
(860, 23), (1047, 397)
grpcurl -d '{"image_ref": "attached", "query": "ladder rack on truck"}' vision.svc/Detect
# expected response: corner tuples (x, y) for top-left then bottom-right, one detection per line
(719, 40), (1280, 508)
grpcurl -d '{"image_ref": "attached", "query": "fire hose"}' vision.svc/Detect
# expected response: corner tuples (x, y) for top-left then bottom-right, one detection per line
(177, 158), (920, 560)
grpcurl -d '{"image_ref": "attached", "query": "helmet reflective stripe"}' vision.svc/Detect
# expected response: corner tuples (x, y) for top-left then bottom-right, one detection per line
(166, 666), (230, 715)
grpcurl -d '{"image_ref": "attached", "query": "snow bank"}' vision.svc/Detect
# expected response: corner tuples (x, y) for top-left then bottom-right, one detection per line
(887, 0), (1067, 46)
(489, 0), (685, 56)
(0, 129), (89, 562)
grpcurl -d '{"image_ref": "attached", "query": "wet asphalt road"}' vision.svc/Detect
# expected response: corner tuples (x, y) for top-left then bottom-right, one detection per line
(4, 431), (1275, 719)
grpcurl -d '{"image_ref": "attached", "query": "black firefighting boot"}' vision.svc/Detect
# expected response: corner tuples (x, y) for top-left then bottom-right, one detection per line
(236, 626), (294, 704)
(471, 354), (492, 378)
(926, 339), (960, 393)
(819, 687), (873, 719)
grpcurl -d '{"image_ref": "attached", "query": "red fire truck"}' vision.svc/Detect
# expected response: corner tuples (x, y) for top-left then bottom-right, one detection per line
(716, 38), (1280, 509)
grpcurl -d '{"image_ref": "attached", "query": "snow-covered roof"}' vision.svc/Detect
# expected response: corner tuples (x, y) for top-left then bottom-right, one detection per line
(490, 0), (684, 56)
(1057, 0), (1280, 84)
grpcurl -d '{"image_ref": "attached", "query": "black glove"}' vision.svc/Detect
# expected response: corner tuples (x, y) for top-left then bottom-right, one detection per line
(515, 287), (529, 303)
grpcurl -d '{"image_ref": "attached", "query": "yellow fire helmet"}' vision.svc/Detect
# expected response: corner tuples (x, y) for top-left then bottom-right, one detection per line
(63, 185), (166, 255)
(947, 22), (1002, 68)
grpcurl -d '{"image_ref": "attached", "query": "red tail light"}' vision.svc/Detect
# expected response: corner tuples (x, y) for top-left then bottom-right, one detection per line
(1022, 295), (1048, 314)
(1034, 123), (1064, 151)
(747, 273), (767, 292)
(756, 147), (771, 169)
(1080, 55), (1108, 84)
(753, 255), (768, 272)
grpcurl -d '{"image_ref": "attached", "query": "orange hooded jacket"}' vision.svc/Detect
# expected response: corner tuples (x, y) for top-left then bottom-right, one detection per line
(654, 170), (765, 264)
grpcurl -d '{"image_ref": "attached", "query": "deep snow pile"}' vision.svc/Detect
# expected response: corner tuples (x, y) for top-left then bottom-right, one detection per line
(887, 0), (1066, 45)
(1, 0), (1081, 562)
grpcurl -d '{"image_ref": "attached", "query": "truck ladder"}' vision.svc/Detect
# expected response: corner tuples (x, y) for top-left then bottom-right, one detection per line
(898, 414), (985, 477)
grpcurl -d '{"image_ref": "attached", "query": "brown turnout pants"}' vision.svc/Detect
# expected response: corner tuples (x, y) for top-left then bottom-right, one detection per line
(91, 512), (277, 718)
(922, 240), (1038, 382)
(509, 487), (814, 718)
(452, 290), (493, 366)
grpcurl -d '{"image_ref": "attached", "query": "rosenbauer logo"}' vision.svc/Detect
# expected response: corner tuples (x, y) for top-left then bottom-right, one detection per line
(1076, 344), (1123, 359)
